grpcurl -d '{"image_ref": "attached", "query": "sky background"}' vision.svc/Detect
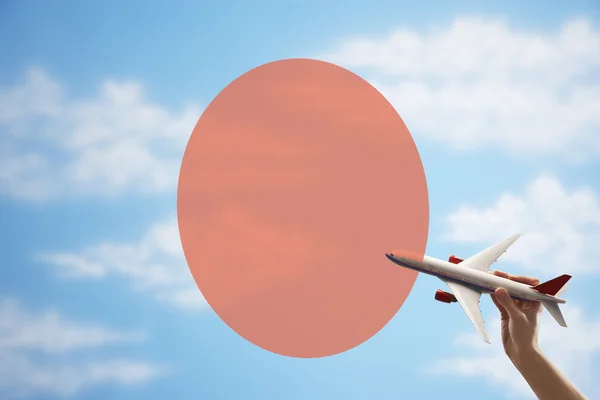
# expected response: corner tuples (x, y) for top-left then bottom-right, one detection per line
(1, 0), (600, 399)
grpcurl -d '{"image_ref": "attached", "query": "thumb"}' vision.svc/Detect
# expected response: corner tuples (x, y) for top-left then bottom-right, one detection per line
(494, 288), (523, 319)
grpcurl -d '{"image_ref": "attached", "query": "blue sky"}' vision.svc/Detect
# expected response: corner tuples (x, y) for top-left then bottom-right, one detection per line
(1, 1), (600, 399)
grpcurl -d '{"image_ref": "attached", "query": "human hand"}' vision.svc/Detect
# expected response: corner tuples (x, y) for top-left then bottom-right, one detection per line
(490, 270), (543, 364)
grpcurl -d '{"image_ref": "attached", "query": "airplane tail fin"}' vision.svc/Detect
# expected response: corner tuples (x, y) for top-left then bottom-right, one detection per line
(535, 274), (571, 328)
(555, 283), (569, 297)
(532, 274), (571, 296)
(541, 301), (567, 327)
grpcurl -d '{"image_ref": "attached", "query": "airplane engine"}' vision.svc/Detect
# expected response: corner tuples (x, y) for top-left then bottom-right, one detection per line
(448, 255), (464, 264)
(435, 289), (457, 303)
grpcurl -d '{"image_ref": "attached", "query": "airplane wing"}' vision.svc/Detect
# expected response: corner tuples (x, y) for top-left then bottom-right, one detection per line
(459, 234), (523, 273)
(444, 280), (490, 343)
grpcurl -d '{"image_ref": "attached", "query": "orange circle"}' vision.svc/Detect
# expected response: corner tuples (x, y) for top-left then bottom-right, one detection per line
(177, 58), (429, 358)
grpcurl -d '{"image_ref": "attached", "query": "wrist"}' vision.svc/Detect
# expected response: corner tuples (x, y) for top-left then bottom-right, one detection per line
(509, 344), (543, 371)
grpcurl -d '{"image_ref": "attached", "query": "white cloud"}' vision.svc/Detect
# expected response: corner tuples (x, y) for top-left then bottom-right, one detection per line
(428, 303), (600, 399)
(0, 67), (64, 123)
(443, 174), (600, 275)
(0, 299), (143, 353)
(318, 17), (600, 160)
(37, 217), (208, 311)
(0, 67), (201, 201)
(0, 298), (164, 398)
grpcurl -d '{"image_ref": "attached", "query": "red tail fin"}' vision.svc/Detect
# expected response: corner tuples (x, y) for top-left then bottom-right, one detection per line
(532, 274), (571, 296)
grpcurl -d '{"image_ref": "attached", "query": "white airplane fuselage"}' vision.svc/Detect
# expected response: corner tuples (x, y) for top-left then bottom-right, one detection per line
(386, 254), (565, 304)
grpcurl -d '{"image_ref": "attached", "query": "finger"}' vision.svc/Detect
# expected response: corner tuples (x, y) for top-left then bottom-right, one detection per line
(508, 274), (541, 286)
(514, 299), (524, 309)
(528, 301), (543, 315)
(490, 293), (509, 320)
(524, 303), (542, 322)
(522, 300), (539, 312)
(494, 287), (524, 319)
(493, 270), (510, 279)
(535, 302), (543, 314)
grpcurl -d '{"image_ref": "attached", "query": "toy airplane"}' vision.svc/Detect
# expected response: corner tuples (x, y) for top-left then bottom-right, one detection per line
(385, 234), (571, 343)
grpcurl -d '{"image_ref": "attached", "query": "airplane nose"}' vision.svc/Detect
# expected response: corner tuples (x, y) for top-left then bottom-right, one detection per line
(385, 249), (423, 262)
